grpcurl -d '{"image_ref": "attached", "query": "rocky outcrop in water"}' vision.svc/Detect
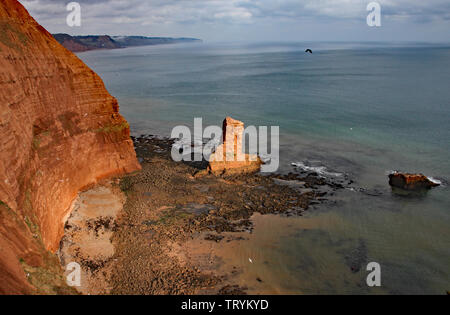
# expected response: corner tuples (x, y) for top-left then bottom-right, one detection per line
(388, 172), (439, 190)
(0, 0), (140, 294)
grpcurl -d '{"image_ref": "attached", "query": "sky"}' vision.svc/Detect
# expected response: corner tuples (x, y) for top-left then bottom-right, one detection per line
(18, 0), (450, 43)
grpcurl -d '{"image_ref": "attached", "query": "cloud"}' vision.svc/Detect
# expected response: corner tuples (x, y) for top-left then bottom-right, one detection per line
(19, 0), (450, 23)
(239, 0), (450, 21)
(17, 0), (450, 41)
(19, 0), (255, 25)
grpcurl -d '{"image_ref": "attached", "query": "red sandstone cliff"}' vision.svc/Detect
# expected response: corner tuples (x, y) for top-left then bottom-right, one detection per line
(0, 0), (140, 294)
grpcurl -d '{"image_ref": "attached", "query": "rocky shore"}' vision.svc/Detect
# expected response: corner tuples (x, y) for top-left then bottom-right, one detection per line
(59, 135), (347, 294)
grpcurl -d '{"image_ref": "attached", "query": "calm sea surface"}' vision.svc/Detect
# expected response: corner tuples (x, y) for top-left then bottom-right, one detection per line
(78, 42), (450, 294)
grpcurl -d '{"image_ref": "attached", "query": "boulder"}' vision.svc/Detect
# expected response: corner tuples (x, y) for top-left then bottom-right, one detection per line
(388, 172), (440, 190)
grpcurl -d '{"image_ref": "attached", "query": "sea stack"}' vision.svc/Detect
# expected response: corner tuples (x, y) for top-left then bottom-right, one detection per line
(0, 0), (140, 294)
(388, 172), (440, 190)
(208, 117), (262, 175)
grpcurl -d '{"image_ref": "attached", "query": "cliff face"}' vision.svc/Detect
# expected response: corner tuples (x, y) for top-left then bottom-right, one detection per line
(52, 34), (122, 52)
(0, 0), (140, 293)
(52, 34), (202, 53)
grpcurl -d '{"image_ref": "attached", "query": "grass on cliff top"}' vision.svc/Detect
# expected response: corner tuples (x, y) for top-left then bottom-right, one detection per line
(94, 121), (129, 134)
(0, 21), (29, 52)
(0, 200), (11, 210)
(31, 130), (51, 151)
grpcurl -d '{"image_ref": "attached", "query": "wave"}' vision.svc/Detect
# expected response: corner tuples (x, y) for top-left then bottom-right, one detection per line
(291, 161), (343, 177)
(428, 177), (443, 185)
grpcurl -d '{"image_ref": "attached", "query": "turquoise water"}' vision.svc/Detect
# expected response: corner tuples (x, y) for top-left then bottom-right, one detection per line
(78, 42), (450, 294)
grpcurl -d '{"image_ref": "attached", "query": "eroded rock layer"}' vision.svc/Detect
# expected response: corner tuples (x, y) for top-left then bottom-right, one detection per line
(0, 0), (140, 294)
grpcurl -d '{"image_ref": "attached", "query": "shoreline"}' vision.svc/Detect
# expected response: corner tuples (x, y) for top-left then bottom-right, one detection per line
(59, 135), (347, 294)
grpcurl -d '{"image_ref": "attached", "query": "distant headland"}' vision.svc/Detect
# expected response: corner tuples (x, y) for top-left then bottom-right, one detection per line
(52, 34), (202, 53)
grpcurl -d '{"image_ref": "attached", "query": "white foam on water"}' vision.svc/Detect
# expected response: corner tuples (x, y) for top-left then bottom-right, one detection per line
(428, 177), (442, 185)
(291, 161), (343, 177)
(386, 170), (398, 175)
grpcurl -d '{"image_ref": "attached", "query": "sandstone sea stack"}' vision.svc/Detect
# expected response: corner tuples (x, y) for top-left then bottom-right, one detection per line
(208, 117), (262, 175)
(0, 0), (140, 294)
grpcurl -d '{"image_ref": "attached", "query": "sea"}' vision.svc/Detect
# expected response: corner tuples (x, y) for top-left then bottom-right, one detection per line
(77, 41), (450, 294)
